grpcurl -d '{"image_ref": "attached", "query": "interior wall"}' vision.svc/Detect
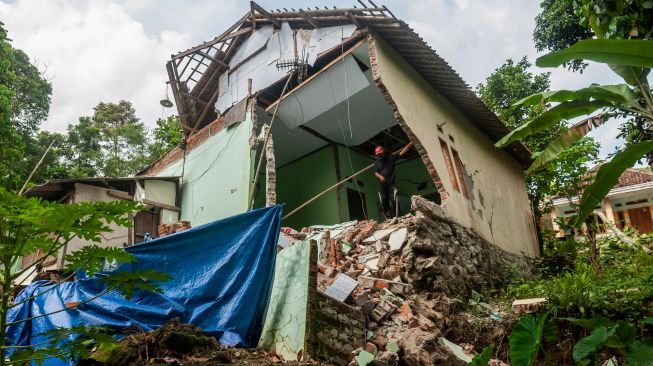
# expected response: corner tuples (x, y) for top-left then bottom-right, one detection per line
(154, 119), (253, 226)
(371, 36), (537, 256)
(276, 147), (341, 229)
(337, 145), (380, 221)
(144, 180), (179, 224)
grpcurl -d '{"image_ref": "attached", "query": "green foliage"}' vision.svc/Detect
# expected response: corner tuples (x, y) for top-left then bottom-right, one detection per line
(469, 344), (494, 366)
(477, 56), (599, 251)
(577, 141), (653, 223)
(64, 245), (136, 277)
(93, 101), (149, 176)
(536, 39), (653, 69)
(149, 115), (183, 160)
(0, 188), (169, 365)
(508, 313), (556, 366)
(566, 317), (653, 365)
(509, 233), (653, 321)
(533, 0), (594, 71)
(100, 269), (172, 299)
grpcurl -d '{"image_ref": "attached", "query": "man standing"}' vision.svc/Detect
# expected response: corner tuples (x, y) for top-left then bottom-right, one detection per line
(374, 142), (413, 219)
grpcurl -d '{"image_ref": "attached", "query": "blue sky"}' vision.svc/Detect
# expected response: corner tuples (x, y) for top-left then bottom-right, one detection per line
(0, 0), (628, 158)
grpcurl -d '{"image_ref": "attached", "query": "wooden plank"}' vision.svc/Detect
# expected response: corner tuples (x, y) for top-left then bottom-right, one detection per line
(345, 11), (361, 28)
(196, 50), (229, 69)
(265, 39), (365, 113)
(250, 1), (281, 27)
(166, 61), (190, 128)
(172, 13), (250, 60)
(299, 9), (319, 28)
(106, 189), (181, 212)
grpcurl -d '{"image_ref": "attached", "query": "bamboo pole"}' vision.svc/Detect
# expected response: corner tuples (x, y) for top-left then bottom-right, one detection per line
(283, 162), (374, 220)
(19, 140), (55, 195)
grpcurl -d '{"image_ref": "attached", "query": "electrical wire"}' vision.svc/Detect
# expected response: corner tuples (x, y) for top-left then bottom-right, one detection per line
(325, 34), (368, 219)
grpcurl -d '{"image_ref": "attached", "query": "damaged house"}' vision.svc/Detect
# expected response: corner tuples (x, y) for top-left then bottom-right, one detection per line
(142, 2), (537, 257)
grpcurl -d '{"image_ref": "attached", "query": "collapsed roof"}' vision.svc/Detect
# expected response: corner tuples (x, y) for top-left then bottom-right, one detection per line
(166, 1), (531, 167)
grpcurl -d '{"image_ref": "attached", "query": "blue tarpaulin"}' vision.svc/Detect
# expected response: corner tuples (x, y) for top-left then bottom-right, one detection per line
(6, 205), (282, 365)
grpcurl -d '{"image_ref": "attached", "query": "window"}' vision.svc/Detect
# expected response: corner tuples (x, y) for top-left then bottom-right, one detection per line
(439, 138), (459, 192)
(450, 148), (469, 198)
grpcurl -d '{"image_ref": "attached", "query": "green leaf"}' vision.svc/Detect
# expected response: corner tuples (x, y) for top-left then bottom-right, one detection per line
(469, 345), (494, 366)
(514, 84), (638, 107)
(536, 39), (653, 69)
(439, 337), (473, 363)
(642, 317), (653, 325)
(509, 313), (556, 366)
(561, 316), (615, 330)
(101, 269), (172, 299)
(606, 321), (636, 348)
(496, 100), (611, 148)
(625, 339), (653, 366)
(608, 65), (651, 86)
(64, 245), (135, 277)
(573, 326), (615, 361)
(575, 141), (653, 225)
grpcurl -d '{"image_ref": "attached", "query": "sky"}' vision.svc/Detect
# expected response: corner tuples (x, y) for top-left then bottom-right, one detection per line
(0, 0), (626, 158)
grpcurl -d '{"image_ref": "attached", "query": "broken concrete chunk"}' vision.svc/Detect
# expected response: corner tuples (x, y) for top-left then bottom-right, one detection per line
(324, 273), (359, 303)
(371, 350), (398, 366)
(355, 350), (375, 366)
(512, 297), (547, 314)
(385, 342), (400, 353)
(363, 228), (398, 243)
(370, 299), (397, 323)
(388, 228), (408, 252)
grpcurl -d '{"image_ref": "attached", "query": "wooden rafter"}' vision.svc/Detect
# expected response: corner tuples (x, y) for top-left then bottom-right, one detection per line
(250, 1), (281, 28)
(299, 9), (318, 28)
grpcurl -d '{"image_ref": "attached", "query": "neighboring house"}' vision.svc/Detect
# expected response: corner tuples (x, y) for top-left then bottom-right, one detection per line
(545, 168), (653, 237)
(140, 3), (538, 256)
(20, 177), (180, 283)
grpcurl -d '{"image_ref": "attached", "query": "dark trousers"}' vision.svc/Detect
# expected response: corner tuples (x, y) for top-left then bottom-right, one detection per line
(378, 184), (399, 219)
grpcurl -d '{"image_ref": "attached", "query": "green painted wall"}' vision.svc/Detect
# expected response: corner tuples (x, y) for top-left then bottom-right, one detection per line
(258, 240), (311, 360)
(276, 146), (340, 229)
(154, 119), (253, 226)
(337, 146), (380, 221)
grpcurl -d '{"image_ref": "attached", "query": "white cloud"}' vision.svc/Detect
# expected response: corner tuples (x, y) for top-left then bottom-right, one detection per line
(0, 0), (626, 159)
(0, 0), (192, 131)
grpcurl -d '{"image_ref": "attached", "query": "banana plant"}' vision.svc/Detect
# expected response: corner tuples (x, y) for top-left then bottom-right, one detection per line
(495, 39), (653, 225)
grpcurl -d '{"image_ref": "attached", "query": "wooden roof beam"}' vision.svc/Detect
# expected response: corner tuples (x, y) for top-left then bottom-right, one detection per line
(345, 11), (361, 28)
(250, 1), (281, 28)
(299, 9), (319, 28)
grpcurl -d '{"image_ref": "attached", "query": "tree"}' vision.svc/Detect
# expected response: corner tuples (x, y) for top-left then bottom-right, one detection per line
(534, 0), (653, 71)
(477, 57), (599, 250)
(0, 22), (23, 191)
(149, 115), (183, 160)
(0, 188), (169, 365)
(93, 101), (149, 176)
(66, 116), (103, 177)
(495, 38), (653, 227)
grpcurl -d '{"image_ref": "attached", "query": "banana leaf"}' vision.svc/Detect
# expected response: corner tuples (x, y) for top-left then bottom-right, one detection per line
(496, 100), (611, 148)
(536, 39), (653, 69)
(514, 84), (638, 108)
(575, 140), (653, 225)
(527, 115), (608, 173)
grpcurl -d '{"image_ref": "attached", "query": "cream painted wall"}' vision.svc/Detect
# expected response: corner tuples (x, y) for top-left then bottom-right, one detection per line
(46, 183), (131, 270)
(372, 37), (537, 256)
(144, 180), (179, 224)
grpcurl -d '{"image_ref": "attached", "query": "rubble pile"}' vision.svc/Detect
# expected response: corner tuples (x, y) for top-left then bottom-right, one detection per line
(294, 196), (532, 366)
(157, 221), (192, 238)
(86, 319), (326, 366)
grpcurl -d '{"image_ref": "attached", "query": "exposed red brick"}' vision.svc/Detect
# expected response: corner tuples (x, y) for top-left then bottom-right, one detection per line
(142, 116), (226, 176)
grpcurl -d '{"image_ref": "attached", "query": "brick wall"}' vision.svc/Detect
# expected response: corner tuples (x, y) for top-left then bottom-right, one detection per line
(142, 116), (226, 176)
(313, 292), (367, 365)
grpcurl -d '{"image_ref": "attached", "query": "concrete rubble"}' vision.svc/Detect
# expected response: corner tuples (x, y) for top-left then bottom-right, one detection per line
(283, 196), (532, 366)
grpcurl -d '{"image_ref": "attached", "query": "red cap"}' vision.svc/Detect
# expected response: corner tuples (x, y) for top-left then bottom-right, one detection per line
(374, 145), (384, 156)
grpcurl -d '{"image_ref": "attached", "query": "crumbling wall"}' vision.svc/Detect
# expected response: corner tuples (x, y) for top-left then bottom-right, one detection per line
(304, 196), (532, 366)
(313, 292), (366, 365)
(369, 34), (538, 257)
